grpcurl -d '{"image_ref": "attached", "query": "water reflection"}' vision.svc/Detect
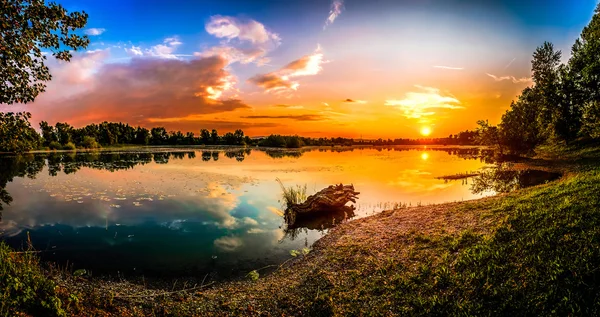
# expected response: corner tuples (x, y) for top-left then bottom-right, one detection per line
(282, 206), (356, 241)
(471, 164), (562, 194)
(0, 146), (500, 277)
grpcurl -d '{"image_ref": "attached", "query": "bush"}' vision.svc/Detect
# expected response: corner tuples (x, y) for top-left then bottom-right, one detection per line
(0, 243), (66, 316)
(48, 141), (62, 150)
(81, 136), (100, 149)
(61, 142), (76, 151)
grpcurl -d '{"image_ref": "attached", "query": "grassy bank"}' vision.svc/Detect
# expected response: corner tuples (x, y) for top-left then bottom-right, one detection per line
(2, 146), (600, 316)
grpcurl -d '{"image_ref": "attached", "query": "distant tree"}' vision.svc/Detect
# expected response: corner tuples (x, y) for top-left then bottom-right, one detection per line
(1, 0), (89, 104)
(210, 129), (219, 145)
(0, 112), (41, 153)
(200, 129), (210, 144)
(134, 127), (150, 145)
(54, 122), (73, 145)
(184, 132), (195, 145)
(150, 127), (168, 145)
(222, 132), (236, 145)
(39, 121), (57, 146)
(234, 129), (244, 144)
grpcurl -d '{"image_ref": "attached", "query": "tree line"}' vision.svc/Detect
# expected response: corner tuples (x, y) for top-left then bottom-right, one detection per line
(0, 114), (484, 153)
(475, 4), (600, 154)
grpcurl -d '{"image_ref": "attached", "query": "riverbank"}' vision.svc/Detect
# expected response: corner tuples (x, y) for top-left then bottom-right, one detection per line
(3, 145), (600, 316)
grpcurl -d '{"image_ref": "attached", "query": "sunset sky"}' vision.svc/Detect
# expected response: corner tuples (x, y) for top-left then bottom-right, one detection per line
(4, 0), (598, 138)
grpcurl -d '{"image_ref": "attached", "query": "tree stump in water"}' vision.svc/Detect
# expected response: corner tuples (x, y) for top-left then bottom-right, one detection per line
(285, 184), (360, 225)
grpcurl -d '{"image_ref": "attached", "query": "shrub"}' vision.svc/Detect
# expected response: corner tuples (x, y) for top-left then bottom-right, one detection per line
(48, 141), (62, 150)
(61, 142), (76, 151)
(81, 136), (100, 149)
(0, 242), (66, 316)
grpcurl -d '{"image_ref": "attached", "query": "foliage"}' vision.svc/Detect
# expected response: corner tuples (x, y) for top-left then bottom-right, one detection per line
(81, 136), (100, 149)
(0, 242), (66, 317)
(581, 100), (600, 139)
(0, 112), (41, 153)
(61, 142), (76, 151)
(1, 0), (89, 104)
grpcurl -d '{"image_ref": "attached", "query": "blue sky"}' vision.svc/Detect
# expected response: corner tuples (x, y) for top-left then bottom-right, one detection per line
(10, 0), (599, 138)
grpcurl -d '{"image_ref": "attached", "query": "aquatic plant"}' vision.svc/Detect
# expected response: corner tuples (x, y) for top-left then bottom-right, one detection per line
(276, 178), (308, 210)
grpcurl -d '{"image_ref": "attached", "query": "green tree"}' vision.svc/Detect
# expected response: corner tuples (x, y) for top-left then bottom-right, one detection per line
(1, 0), (89, 104)
(0, 112), (41, 153)
(531, 42), (562, 137)
(39, 121), (57, 146)
(475, 120), (503, 153)
(581, 100), (600, 139)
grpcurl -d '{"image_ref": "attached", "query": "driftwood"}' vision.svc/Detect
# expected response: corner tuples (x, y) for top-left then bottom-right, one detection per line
(290, 184), (360, 214)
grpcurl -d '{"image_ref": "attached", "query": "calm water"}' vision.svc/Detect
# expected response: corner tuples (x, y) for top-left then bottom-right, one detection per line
(0, 146), (501, 278)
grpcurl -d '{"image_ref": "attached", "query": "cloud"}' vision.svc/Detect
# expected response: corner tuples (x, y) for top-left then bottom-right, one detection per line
(206, 15), (280, 45)
(385, 85), (463, 119)
(248, 46), (326, 93)
(195, 46), (270, 66)
(343, 98), (367, 104)
(199, 16), (280, 66)
(84, 28), (106, 36)
(324, 0), (344, 29)
(214, 236), (243, 252)
(242, 217), (259, 226)
(241, 114), (326, 121)
(433, 65), (463, 70)
(273, 104), (304, 109)
(125, 37), (186, 59)
(486, 73), (532, 84)
(28, 51), (249, 128)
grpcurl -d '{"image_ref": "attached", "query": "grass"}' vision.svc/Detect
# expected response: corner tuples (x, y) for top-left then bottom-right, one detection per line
(2, 145), (600, 316)
(276, 177), (308, 209)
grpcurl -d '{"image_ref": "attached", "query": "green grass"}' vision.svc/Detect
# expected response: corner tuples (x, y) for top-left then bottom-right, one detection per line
(276, 178), (308, 209)
(306, 168), (600, 316)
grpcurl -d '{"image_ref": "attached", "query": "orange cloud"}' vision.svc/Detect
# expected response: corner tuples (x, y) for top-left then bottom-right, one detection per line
(29, 52), (248, 127)
(385, 85), (463, 119)
(248, 46), (325, 94)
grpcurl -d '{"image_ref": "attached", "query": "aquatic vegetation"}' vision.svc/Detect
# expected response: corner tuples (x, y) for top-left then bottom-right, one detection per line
(276, 178), (308, 210)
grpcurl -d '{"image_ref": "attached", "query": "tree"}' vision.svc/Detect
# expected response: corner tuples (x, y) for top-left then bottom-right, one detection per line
(1, 0), (90, 104)
(234, 129), (244, 144)
(150, 127), (168, 145)
(200, 129), (210, 144)
(134, 127), (150, 145)
(54, 122), (73, 145)
(210, 129), (219, 145)
(39, 121), (57, 146)
(531, 42), (562, 137)
(581, 100), (600, 139)
(499, 88), (545, 154)
(475, 120), (503, 153)
(0, 112), (41, 153)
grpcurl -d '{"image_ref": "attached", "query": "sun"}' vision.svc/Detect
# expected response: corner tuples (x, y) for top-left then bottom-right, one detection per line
(420, 126), (432, 136)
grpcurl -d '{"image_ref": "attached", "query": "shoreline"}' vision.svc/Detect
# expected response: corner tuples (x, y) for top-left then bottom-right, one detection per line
(3, 145), (599, 316)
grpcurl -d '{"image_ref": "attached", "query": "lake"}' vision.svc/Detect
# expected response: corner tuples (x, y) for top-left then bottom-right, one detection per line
(0, 146), (502, 279)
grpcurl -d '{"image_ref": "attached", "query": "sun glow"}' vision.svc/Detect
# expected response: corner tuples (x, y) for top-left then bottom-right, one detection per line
(421, 152), (429, 160)
(420, 126), (432, 136)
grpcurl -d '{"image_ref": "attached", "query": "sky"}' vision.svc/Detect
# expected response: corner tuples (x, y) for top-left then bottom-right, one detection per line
(4, 0), (599, 138)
